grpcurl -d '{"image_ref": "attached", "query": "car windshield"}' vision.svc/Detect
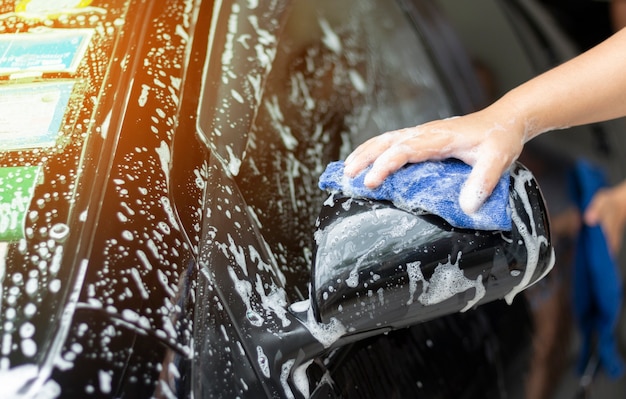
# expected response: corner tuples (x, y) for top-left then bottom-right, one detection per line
(197, 0), (455, 299)
(0, 0), (131, 236)
(0, 0), (132, 377)
(198, 0), (452, 174)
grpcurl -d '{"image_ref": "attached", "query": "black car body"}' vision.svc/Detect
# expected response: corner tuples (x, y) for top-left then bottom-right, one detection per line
(0, 0), (561, 398)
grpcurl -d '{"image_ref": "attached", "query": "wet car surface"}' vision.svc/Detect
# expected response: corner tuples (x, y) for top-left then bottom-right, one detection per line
(1, 0), (556, 398)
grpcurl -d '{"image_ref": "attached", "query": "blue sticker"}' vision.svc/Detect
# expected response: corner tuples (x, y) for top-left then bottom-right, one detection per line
(0, 81), (76, 149)
(0, 29), (92, 74)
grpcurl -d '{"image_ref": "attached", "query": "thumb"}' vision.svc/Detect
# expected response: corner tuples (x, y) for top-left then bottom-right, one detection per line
(583, 205), (600, 226)
(459, 160), (505, 215)
(583, 193), (603, 226)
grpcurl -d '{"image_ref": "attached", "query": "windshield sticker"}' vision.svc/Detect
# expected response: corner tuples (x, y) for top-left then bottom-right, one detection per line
(0, 241), (6, 271)
(15, 0), (94, 14)
(0, 29), (93, 76)
(0, 81), (75, 150)
(0, 165), (42, 242)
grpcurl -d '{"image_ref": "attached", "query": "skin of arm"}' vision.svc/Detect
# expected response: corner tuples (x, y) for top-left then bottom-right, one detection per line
(343, 28), (626, 215)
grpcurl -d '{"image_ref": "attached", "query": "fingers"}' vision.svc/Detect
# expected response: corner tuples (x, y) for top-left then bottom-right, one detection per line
(606, 226), (622, 256)
(344, 132), (396, 177)
(341, 112), (524, 214)
(583, 190), (623, 256)
(345, 125), (455, 187)
(459, 156), (509, 214)
(583, 195), (602, 226)
(599, 215), (621, 256)
(362, 143), (417, 187)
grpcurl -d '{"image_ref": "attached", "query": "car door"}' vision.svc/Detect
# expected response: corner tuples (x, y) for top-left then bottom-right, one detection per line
(191, 0), (536, 398)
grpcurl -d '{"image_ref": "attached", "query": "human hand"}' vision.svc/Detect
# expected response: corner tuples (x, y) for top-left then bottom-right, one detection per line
(584, 181), (626, 255)
(343, 106), (528, 214)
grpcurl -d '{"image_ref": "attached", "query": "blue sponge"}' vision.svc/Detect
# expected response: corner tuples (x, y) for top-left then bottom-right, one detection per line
(318, 159), (511, 231)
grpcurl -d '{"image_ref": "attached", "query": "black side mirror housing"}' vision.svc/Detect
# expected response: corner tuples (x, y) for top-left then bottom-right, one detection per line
(311, 162), (554, 335)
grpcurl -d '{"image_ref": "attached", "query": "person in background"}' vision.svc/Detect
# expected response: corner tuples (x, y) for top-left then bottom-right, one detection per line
(343, 27), (626, 256)
(613, 0), (626, 31)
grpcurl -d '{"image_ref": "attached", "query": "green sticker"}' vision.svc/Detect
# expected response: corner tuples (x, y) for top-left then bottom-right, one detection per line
(0, 166), (41, 241)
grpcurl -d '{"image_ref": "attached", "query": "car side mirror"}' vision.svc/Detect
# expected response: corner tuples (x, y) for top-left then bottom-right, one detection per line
(310, 162), (554, 335)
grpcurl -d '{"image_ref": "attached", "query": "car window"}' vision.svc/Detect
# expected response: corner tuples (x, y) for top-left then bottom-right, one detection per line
(229, 0), (455, 299)
(196, 0), (290, 177)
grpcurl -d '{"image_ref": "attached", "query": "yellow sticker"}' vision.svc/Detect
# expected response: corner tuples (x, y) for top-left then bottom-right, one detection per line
(15, 0), (93, 14)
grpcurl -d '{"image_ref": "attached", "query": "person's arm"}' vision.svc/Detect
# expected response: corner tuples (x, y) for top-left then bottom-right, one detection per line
(344, 28), (626, 214)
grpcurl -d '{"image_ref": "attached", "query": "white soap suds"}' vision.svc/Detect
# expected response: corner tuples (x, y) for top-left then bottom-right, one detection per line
(319, 18), (341, 54)
(411, 252), (485, 312)
(279, 359), (296, 399)
(504, 169), (555, 303)
(299, 300), (346, 348)
(257, 346), (270, 378)
(293, 360), (313, 398)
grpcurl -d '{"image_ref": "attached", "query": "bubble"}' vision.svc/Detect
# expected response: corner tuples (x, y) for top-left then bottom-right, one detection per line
(21, 339), (37, 357)
(49, 279), (61, 293)
(11, 273), (23, 285)
(257, 346), (271, 378)
(49, 223), (70, 241)
(19, 322), (35, 339)
(24, 303), (37, 318)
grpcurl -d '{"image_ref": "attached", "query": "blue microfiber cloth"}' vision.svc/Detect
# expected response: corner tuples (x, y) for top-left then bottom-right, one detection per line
(570, 159), (624, 379)
(318, 159), (512, 231)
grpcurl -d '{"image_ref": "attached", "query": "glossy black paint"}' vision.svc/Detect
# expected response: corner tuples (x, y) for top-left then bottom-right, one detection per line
(1, 0), (202, 396)
(312, 163), (553, 334)
(0, 0), (554, 398)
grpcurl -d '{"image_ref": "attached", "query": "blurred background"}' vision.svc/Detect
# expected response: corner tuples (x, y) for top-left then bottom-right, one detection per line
(434, 1), (626, 397)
